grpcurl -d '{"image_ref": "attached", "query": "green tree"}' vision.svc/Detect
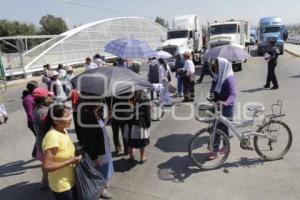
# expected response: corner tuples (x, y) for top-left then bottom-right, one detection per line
(155, 17), (169, 29)
(0, 20), (38, 52)
(39, 14), (68, 35)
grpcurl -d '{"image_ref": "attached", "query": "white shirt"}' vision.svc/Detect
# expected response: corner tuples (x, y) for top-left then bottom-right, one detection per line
(159, 64), (171, 83)
(184, 59), (195, 75)
(93, 58), (105, 68)
(85, 62), (98, 71)
(50, 80), (67, 102)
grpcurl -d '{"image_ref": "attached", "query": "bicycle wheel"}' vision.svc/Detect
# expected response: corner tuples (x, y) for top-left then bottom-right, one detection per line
(188, 128), (230, 170)
(254, 120), (292, 161)
(150, 101), (164, 121)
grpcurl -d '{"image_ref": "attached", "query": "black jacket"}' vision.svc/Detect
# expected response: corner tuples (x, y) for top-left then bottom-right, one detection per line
(80, 105), (106, 160)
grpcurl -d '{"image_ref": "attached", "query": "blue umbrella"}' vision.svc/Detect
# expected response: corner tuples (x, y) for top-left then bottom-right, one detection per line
(204, 45), (250, 62)
(104, 38), (155, 59)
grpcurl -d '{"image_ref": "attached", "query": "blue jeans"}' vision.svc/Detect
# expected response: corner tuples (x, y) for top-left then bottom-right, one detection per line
(177, 76), (183, 94)
(213, 105), (234, 151)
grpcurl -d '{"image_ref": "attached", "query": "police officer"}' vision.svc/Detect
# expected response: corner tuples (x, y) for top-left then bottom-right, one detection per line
(264, 40), (279, 90)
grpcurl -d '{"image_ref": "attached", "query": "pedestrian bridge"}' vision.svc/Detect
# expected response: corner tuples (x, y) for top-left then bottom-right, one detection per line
(4, 17), (167, 77)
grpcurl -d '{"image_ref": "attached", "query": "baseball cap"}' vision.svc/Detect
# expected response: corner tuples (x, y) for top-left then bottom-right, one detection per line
(32, 88), (54, 98)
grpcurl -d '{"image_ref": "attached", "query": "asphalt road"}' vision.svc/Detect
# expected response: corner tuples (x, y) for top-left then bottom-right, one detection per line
(1, 50), (300, 200)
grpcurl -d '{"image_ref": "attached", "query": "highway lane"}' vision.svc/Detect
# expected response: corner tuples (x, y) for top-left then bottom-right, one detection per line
(1, 52), (300, 200)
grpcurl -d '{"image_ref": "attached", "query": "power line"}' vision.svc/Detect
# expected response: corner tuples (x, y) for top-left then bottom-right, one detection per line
(53, 0), (151, 19)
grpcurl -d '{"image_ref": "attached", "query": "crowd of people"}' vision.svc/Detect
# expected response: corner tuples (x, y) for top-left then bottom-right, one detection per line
(19, 53), (154, 200)
(2, 40), (279, 200)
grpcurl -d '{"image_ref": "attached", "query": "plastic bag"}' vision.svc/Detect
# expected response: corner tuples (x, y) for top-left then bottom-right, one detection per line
(75, 159), (106, 200)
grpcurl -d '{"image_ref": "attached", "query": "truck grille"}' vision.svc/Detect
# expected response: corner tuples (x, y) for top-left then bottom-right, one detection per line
(162, 46), (177, 56)
(210, 42), (230, 49)
(266, 37), (277, 42)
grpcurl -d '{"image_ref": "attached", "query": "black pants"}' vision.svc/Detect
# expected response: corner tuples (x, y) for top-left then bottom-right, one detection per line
(111, 119), (128, 153)
(198, 63), (214, 82)
(183, 76), (195, 100)
(27, 121), (37, 157)
(73, 112), (82, 145)
(53, 186), (78, 200)
(266, 63), (278, 87)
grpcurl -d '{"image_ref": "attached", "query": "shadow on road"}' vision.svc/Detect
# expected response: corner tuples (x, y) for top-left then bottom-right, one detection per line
(240, 88), (267, 93)
(222, 157), (264, 173)
(0, 182), (53, 200)
(157, 155), (201, 182)
(113, 158), (139, 173)
(155, 134), (194, 153)
(0, 159), (41, 178)
(288, 75), (300, 78)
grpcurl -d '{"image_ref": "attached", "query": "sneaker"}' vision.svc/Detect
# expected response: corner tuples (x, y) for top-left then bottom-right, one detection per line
(271, 86), (279, 90)
(263, 85), (270, 89)
(207, 151), (218, 160)
(100, 189), (113, 199)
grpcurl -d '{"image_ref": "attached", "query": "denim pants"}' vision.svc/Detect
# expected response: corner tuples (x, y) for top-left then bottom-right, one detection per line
(213, 105), (234, 151)
(177, 76), (183, 94)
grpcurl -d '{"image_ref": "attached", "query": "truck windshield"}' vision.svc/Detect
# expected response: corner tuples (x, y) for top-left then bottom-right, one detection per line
(210, 24), (237, 35)
(263, 27), (281, 33)
(167, 30), (189, 39)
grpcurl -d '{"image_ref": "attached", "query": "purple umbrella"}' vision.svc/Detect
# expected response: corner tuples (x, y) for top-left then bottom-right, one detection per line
(204, 45), (250, 62)
(104, 38), (156, 59)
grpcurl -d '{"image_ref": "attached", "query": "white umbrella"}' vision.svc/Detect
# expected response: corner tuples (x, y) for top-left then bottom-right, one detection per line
(155, 50), (172, 59)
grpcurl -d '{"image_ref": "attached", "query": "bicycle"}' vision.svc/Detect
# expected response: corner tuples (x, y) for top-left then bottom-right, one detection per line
(188, 100), (293, 170)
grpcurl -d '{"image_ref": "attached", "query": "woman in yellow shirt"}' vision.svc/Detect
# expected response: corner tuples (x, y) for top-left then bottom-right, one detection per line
(42, 104), (82, 200)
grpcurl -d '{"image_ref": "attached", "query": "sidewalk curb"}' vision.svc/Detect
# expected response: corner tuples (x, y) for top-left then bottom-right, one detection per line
(284, 48), (300, 58)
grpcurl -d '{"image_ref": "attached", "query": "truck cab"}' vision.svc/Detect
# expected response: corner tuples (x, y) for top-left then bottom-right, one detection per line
(160, 15), (203, 67)
(257, 17), (288, 55)
(208, 20), (250, 49)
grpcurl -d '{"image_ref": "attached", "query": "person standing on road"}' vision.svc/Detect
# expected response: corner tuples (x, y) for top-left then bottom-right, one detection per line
(196, 61), (214, 83)
(49, 71), (67, 103)
(181, 52), (195, 102)
(110, 95), (129, 155)
(147, 57), (160, 100)
(174, 54), (185, 97)
(32, 87), (54, 188)
(264, 40), (279, 90)
(84, 57), (98, 71)
(207, 57), (237, 160)
(42, 64), (51, 91)
(158, 58), (173, 106)
(124, 91), (151, 163)
(42, 104), (82, 200)
(64, 66), (75, 97)
(93, 54), (106, 68)
(22, 81), (38, 158)
(79, 99), (113, 199)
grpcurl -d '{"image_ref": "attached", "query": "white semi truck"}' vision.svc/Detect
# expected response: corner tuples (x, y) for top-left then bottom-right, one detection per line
(208, 20), (250, 49)
(160, 15), (203, 67)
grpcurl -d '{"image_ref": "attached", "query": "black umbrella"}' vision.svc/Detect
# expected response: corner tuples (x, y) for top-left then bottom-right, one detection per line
(71, 67), (153, 97)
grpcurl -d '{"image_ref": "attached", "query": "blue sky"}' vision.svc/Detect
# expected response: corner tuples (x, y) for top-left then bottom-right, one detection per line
(1, 0), (299, 28)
